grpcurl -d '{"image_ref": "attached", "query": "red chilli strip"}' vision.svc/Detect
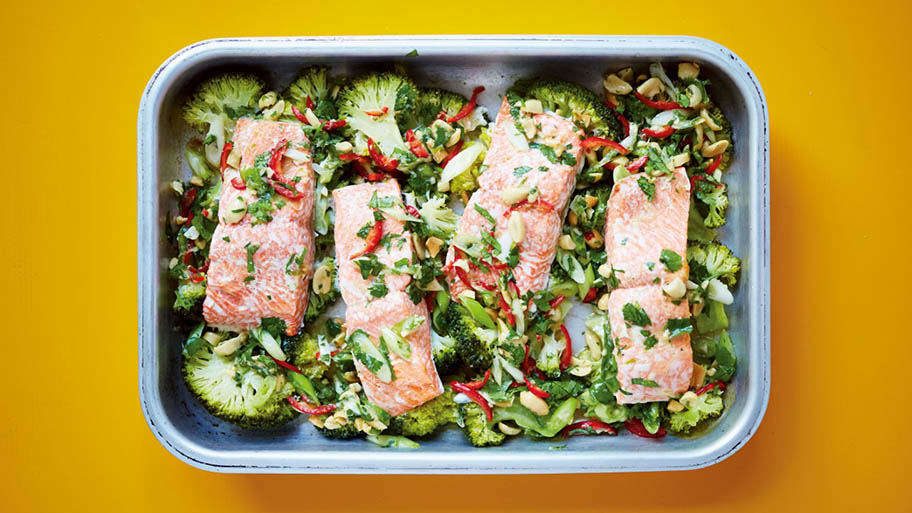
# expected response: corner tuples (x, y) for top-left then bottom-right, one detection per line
(624, 418), (667, 438)
(476, 281), (496, 292)
(350, 221), (383, 260)
(561, 420), (617, 438)
(440, 140), (464, 168)
(405, 129), (430, 158)
(454, 267), (474, 290)
(354, 160), (386, 182)
(559, 324), (573, 371)
(582, 287), (598, 303)
(286, 396), (336, 416)
(184, 211), (194, 227)
(459, 370), (491, 391)
(364, 106), (389, 117)
(549, 295), (566, 310)
(305, 95), (316, 111)
(291, 105), (310, 125)
(634, 92), (682, 111)
(314, 349), (340, 360)
(616, 112), (630, 138)
(626, 155), (649, 172)
(447, 86), (485, 124)
(451, 382), (492, 421)
(696, 381), (727, 396)
(180, 188), (198, 216)
(604, 100), (616, 110)
(367, 138), (399, 171)
(270, 178), (304, 200)
(187, 260), (209, 274)
(580, 137), (629, 155)
(497, 292), (515, 327)
(323, 119), (346, 131)
(182, 249), (193, 265)
(271, 357), (304, 374)
(219, 142), (234, 173)
(189, 274), (206, 283)
(508, 281), (521, 301)
(705, 155), (723, 174)
(231, 177), (247, 190)
(524, 376), (550, 399)
(641, 126), (675, 139)
(405, 205), (421, 219)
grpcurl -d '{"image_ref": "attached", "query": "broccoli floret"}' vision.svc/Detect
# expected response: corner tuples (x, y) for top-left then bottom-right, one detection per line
(669, 391), (724, 433)
(182, 73), (264, 159)
(445, 303), (497, 372)
(431, 331), (461, 375)
(458, 402), (505, 447)
(416, 195), (459, 240)
(510, 79), (620, 139)
(688, 242), (741, 286)
(182, 342), (298, 429)
(704, 104), (734, 172)
(536, 333), (566, 378)
(694, 176), (729, 228)
(286, 65), (338, 120)
(174, 281), (206, 313)
(387, 389), (457, 437)
(337, 72), (418, 159)
(413, 88), (468, 127)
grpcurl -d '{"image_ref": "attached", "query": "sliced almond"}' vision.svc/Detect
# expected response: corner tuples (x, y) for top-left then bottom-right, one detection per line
(701, 139), (729, 158)
(425, 236), (443, 258)
(508, 212), (525, 243)
(519, 391), (549, 416)
(558, 234), (576, 250)
(667, 399), (685, 413)
(636, 77), (664, 98)
(678, 62), (700, 79)
(501, 186), (531, 205)
(312, 264), (332, 295)
(691, 363), (707, 388)
(603, 73), (633, 95)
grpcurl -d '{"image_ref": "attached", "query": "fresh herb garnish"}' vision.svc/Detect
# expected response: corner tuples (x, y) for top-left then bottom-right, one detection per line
(660, 249), (683, 272)
(637, 176), (655, 201)
(473, 204), (496, 225)
(631, 378), (659, 387)
(244, 242), (260, 282)
(368, 280), (389, 298)
(665, 318), (693, 338)
(622, 302), (651, 327)
(513, 165), (532, 177)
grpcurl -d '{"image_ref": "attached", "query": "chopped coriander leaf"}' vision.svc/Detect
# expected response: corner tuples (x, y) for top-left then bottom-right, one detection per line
(433, 126), (449, 147)
(285, 248), (308, 276)
(354, 254), (385, 279)
(631, 378), (659, 387)
(357, 222), (373, 239)
(368, 191), (396, 210)
(373, 210), (384, 222)
(506, 246), (520, 268)
(622, 302), (651, 327)
(637, 176), (655, 201)
(660, 249), (683, 272)
(538, 166), (548, 172)
(665, 318), (693, 338)
(642, 330), (658, 349)
(480, 230), (501, 254)
(368, 280), (389, 298)
(513, 165), (532, 177)
(529, 142), (559, 164)
(560, 152), (577, 166)
(645, 262), (655, 271)
(244, 242), (260, 276)
(473, 204), (496, 225)
(222, 236), (230, 242)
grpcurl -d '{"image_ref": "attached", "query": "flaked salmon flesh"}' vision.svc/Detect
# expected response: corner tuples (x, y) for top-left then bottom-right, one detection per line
(203, 119), (316, 336)
(333, 181), (443, 416)
(445, 98), (584, 298)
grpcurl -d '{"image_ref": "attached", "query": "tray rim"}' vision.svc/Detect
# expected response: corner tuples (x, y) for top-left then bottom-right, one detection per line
(137, 34), (770, 474)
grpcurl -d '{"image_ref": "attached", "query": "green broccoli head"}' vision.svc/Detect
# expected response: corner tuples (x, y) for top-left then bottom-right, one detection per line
(412, 88), (468, 127)
(337, 72), (418, 158)
(535, 333), (566, 379)
(415, 195), (459, 240)
(705, 104), (734, 172)
(688, 242), (742, 286)
(668, 391), (724, 433)
(286, 65), (338, 120)
(182, 342), (298, 429)
(694, 176), (729, 228)
(387, 389), (457, 437)
(182, 73), (264, 145)
(510, 79), (620, 139)
(431, 331), (461, 375)
(445, 302), (496, 372)
(312, 423), (362, 440)
(458, 402), (505, 447)
(174, 281), (206, 313)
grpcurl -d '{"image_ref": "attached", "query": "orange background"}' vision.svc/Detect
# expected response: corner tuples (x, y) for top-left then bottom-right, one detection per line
(2, 0), (909, 511)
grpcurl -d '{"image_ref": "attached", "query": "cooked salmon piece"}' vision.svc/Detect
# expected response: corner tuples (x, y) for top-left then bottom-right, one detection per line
(444, 98), (583, 298)
(332, 181), (414, 307)
(203, 119), (315, 336)
(604, 167), (690, 289)
(344, 291), (443, 416)
(333, 181), (443, 415)
(476, 98), (584, 209)
(607, 285), (693, 404)
(445, 189), (561, 298)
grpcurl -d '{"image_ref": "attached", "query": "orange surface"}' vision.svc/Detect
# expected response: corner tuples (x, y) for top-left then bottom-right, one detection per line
(1, 0), (909, 511)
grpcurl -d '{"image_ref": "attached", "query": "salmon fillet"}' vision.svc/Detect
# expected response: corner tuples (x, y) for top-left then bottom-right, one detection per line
(604, 167), (690, 289)
(203, 119), (315, 336)
(333, 181), (443, 416)
(607, 285), (692, 404)
(445, 98), (583, 298)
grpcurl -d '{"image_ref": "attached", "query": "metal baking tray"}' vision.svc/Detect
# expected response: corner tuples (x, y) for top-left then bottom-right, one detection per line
(138, 35), (770, 474)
